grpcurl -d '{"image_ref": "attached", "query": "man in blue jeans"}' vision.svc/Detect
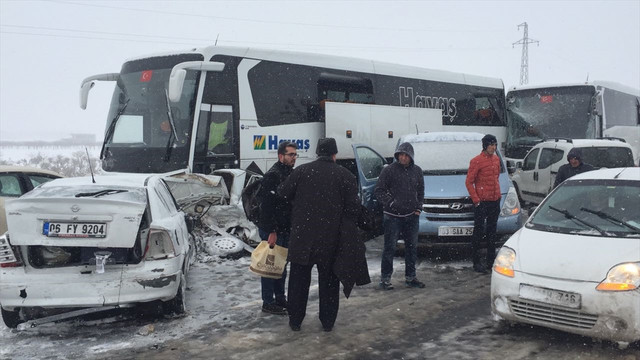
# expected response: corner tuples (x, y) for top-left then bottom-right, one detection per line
(374, 142), (425, 290)
(256, 141), (297, 314)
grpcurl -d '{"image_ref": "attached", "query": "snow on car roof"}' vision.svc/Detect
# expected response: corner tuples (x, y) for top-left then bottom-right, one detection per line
(39, 173), (154, 189)
(400, 132), (485, 143)
(540, 138), (632, 148)
(569, 167), (640, 182)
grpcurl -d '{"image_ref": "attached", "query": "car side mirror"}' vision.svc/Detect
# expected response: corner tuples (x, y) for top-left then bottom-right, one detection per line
(516, 161), (522, 169)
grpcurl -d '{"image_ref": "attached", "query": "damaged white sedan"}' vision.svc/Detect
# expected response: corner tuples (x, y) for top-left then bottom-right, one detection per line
(0, 173), (194, 328)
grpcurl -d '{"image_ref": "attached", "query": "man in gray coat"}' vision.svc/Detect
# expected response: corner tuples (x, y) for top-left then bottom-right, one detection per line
(278, 138), (361, 332)
(375, 142), (425, 290)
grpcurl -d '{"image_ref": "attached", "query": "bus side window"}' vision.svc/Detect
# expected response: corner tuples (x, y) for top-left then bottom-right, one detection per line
(316, 73), (374, 121)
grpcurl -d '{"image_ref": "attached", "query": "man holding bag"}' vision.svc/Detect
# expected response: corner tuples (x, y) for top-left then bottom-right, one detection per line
(256, 141), (298, 315)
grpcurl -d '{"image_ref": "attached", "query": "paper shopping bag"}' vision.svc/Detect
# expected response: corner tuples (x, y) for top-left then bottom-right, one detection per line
(249, 241), (288, 279)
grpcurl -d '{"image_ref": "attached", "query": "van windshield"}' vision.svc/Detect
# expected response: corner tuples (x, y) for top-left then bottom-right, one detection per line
(411, 141), (504, 174)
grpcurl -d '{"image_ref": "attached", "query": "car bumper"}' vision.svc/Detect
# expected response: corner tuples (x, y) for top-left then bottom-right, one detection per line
(0, 257), (183, 309)
(491, 269), (640, 343)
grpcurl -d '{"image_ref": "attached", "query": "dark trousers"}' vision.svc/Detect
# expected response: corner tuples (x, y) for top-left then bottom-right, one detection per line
(471, 200), (500, 267)
(259, 229), (289, 306)
(287, 261), (340, 329)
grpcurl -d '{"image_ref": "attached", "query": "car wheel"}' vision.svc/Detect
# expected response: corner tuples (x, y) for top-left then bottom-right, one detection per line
(1, 307), (22, 329)
(164, 274), (186, 315)
(513, 183), (525, 207)
(204, 236), (245, 257)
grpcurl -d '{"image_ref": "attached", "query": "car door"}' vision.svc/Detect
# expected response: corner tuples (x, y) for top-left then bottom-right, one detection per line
(352, 144), (387, 213)
(535, 147), (563, 200)
(517, 147), (540, 204)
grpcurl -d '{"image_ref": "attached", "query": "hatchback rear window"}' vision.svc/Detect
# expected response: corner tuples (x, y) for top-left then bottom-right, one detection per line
(580, 147), (635, 168)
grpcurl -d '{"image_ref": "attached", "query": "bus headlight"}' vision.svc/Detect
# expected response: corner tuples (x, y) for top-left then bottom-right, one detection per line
(500, 187), (521, 217)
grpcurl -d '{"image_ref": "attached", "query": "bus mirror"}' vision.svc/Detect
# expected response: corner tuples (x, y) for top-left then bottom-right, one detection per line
(79, 73), (119, 110)
(169, 68), (187, 102)
(169, 61), (225, 102)
(80, 81), (94, 110)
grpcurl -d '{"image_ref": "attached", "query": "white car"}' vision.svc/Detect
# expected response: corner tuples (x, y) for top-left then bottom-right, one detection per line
(511, 138), (635, 206)
(0, 173), (194, 328)
(491, 167), (640, 346)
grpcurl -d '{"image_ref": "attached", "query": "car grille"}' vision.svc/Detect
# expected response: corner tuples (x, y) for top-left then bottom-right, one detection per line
(509, 299), (598, 329)
(423, 197), (474, 215)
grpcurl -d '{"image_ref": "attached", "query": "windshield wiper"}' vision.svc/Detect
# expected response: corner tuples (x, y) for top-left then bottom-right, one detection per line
(75, 189), (128, 198)
(163, 88), (179, 162)
(548, 205), (606, 235)
(100, 98), (130, 160)
(579, 207), (640, 232)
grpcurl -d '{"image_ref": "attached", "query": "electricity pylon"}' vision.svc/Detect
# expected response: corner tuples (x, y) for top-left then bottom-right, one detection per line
(513, 22), (539, 85)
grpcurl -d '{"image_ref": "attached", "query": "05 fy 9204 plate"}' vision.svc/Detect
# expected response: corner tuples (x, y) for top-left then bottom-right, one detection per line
(519, 284), (581, 309)
(43, 222), (107, 238)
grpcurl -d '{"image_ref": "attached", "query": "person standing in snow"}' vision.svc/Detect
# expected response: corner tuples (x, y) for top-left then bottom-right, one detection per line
(553, 147), (594, 188)
(465, 134), (501, 274)
(256, 141), (297, 315)
(374, 142), (425, 290)
(278, 137), (360, 332)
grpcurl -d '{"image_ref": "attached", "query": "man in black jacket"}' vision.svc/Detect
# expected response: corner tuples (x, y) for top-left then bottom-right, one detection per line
(553, 147), (594, 188)
(278, 138), (361, 332)
(256, 141), (297, 315)
(375, 142), (425, 290)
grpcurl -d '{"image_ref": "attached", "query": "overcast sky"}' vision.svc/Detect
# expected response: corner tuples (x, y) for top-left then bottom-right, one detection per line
(1, 0), (639, 142)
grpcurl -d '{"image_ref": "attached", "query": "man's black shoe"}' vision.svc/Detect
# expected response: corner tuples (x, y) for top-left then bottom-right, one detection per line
(405, 278), (426, 288)
(275, 297), (288, 309)
(289, 323), (301, 331)
(262, 303), (287, 315)
(323, 326), (333, 332)
(473, 264), (488, 274)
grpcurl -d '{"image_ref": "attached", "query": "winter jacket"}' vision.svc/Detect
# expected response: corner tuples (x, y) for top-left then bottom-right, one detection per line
(257, 161), (293, 235)
(277, 156), (361, 266)
(465, 151), (501, 204)
(553, 162), (594, 188)
(374, 142), (424, 216)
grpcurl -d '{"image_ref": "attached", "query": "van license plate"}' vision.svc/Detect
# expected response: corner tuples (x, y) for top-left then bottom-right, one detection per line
(43, 222), (107, 238)
(438, 226), (473, 236)
(519, 284), (581, 309)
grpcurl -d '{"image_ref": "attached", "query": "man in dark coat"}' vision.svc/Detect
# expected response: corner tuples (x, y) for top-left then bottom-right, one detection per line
(374, 142), (425, 290)
(256, 141), (297, 315)
(278, 137), (361, 332)
(553, 147), (594, 188)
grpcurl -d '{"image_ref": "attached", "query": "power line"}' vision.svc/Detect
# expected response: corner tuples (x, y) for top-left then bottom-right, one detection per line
(512, 22), (539, 85)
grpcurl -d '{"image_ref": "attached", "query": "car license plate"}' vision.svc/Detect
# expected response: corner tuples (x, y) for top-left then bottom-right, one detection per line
(438, 226), (473, 236)
(43, 222), (107, 238)
(519, 284), (581, 309)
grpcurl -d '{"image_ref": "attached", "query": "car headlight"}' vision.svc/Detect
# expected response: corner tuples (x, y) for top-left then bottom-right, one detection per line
(596, 262), (640, 291)
(493, 246), (516, 277)
(500, 186), (521, 217)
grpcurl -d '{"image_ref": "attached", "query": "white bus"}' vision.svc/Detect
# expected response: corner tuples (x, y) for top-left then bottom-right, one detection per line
(80, 46), (507, 174)
(505, 82), (640, 164)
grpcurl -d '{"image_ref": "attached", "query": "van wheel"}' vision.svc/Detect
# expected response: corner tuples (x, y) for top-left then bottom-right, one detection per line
(513, 183), (525, 207)
(164, 274), (186, 315)
(1, 307), (22, 329)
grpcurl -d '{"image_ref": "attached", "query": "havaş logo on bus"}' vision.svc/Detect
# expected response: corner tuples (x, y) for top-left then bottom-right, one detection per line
(399, 86), (457, 122)
(253, 135), (311, 151)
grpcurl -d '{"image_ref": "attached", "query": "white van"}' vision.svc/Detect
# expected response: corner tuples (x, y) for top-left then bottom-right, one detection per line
(511, 138), (635, 206)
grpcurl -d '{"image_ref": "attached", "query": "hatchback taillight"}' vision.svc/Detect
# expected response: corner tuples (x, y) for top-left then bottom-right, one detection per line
(143, 229), (176, 260)
(0, 234), (24, 268)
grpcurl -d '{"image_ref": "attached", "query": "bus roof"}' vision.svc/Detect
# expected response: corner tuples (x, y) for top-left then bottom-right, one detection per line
(124, 45), (504, 90)
(508, 81), (640, 97)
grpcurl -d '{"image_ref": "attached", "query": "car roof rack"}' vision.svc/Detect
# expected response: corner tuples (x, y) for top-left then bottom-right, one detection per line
(543, 137), (573, 143)
(598, 136), (627, 143)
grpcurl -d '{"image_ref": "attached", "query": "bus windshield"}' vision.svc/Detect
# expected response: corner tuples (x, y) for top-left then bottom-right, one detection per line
(102, 55), (201, 173)
(506, 86), (596, 159)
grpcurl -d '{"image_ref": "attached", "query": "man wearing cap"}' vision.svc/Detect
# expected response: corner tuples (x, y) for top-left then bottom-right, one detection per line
(256, 141), (297, 316)
(465, 134), (501, 274)
(278, 137), (361, 332)
(553, 147), (594, 188)
(374, 142), (425, 290)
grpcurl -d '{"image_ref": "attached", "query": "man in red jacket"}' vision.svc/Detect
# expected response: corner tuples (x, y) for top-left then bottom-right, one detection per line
(465, 134), (502, 274)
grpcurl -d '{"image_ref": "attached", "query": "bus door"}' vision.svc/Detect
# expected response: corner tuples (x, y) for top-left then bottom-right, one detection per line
(193, 104), (237, 173)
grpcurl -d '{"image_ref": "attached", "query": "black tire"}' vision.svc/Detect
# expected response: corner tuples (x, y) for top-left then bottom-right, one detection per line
(163, 274), (186, 315)
(1, 307), (22, 329)
(513, 183), (525, 208)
